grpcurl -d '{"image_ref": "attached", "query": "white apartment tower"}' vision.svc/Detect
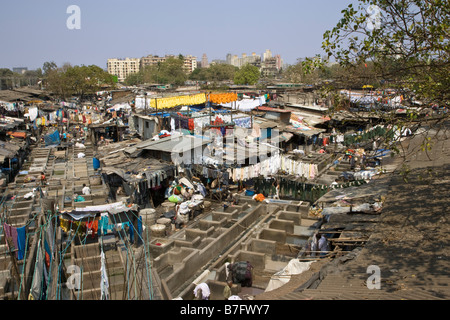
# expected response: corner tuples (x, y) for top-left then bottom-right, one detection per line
(107, 58), (140, 82)
(263, 49), (272, 61)
(183, 55), (198, 73)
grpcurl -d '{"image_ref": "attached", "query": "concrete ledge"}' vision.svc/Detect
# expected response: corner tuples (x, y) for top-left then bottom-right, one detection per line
(258, 228), (287, 244)
(269, 218), (295, 234)
(246, 238), (277, 255)
(149, 238), (175, 257)
(277, 210), (303, 225)
(73, 255), (101, 272)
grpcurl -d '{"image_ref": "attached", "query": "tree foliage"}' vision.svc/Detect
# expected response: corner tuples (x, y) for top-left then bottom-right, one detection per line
(312, 0), (449, 170)
(0, 68), (44, 89)
(126, 56), (188, 86)
(321, 0), (449, 105)
(43, 61), (58, 76)
(44, 63), (115, 100)
(233, 64), (261, 85)
(189, 64), (238, 82)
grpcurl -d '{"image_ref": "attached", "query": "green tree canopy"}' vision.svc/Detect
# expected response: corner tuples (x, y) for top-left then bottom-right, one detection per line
(43, 61), (58, 76)
(128, 57), (188, 86)
(321, 0), (449, 105)
(234, 64), (261, 85)
(189, 64), (238, 82)
(308, 0), (450, 173)
(45, 63), (115, 100)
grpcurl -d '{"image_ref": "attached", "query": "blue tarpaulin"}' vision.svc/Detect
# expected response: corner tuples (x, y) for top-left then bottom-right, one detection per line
(44, 130), (60, 146)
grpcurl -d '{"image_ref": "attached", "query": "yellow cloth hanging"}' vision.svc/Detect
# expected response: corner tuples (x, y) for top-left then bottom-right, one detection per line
(150, 93), (207, 109)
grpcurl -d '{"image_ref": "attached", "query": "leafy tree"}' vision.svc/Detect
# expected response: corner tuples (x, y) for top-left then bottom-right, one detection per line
(282, 58), (333, 84)
(189, 68), (208, 81)
(190, 64), (237, 83)
(0, 68), (15, 90)
(158, 57), (187, 85)
(125, 72), (144, 86)
(234, 64), (260, 85)
(209, 64), (238, 82)
(45, 64), (115, 100)
(310, 0), (449, 172)
(133, 58), (188, 86)
(321, 0), (449, 105)
(43, 61), (58, 76)
(23, 69), (43, 78)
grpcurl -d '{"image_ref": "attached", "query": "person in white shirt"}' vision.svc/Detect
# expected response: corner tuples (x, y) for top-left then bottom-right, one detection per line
(330, 179), (339, 188)
(310, 233), (320, 257)
(318, 234), (330, 257)
(82, 184), (91, 195)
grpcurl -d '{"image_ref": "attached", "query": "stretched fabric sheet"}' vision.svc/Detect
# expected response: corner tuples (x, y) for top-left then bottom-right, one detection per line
(208, 93), (238, 104)
(149, 93), (207, 110)
(220, 97), (265, 111)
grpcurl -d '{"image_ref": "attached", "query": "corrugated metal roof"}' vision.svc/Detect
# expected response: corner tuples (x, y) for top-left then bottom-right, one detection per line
(142, 135), (211, 153)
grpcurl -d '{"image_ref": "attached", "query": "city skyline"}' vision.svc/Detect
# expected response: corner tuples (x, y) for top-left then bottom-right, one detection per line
(0, 0), (356, 70)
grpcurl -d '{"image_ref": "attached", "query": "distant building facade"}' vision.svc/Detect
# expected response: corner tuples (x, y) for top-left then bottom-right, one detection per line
(13, 67), (28, 75)
(183, 55), (198, 74)
(140, 55), (171, 69)
(227, 52), (261, 68)
(201, 54), (209, 68)
(107, 58), (140, 82)
(140, 54), (197, 74)
(224, 50), (282, 76)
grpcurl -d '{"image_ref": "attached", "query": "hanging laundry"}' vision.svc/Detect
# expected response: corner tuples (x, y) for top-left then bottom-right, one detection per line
(28, 240), (45, 300)
(208, 93), (238, 104)
(147, 93), (207, 110)
(100, 250), (110, 300)
(3, 223), (26, 260)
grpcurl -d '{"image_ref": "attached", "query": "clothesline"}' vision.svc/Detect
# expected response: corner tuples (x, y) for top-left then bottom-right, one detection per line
(227, 153), (319, 182)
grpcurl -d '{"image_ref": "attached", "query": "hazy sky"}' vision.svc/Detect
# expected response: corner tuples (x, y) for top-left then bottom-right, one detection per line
(0, 0), (355, 70)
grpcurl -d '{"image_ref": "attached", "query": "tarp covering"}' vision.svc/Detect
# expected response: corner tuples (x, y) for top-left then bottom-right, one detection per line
(265, 260), (314, 292)
(44, 130), (60, 146)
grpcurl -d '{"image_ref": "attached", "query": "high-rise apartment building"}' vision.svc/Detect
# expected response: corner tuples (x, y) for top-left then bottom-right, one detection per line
(226, 53), (232, 65)
(201, 54), (209, 68)
(275, 54), (283, 70)
(183, 55), (198, 73)
(263, 49), (272, 61)
(140, 55), (172, 69)
(228, 52), (261, 68)
(139, 54), (197, 74)
(107, 58), (140, 82)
